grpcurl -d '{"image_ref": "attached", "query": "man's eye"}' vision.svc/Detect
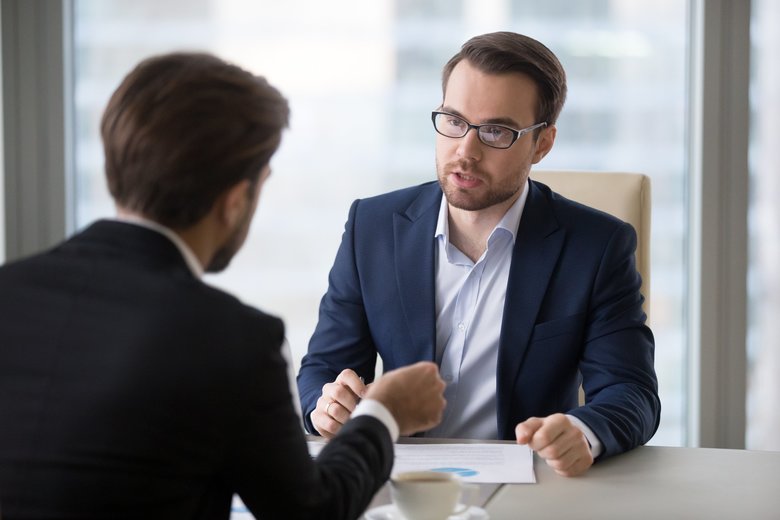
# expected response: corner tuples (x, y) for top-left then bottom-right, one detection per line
(482, 126), (509, 141)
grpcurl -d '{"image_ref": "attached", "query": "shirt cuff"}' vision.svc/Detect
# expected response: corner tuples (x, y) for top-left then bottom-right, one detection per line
(352, 399), (400, 442)
(566, 414), (604, 459)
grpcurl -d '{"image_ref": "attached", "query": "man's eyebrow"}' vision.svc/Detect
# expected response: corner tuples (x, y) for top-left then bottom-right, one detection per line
(439, 105), (521, 128)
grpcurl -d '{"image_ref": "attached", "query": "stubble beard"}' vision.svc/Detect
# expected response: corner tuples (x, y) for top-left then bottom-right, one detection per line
(206, 208), (252, 273)
(436, 158), (524, 212)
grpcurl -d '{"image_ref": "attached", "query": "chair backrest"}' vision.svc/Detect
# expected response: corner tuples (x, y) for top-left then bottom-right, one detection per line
(531, 170), (651, 317)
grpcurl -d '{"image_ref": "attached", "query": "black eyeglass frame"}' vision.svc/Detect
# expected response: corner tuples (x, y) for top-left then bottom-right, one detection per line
(431, 111), (548, 149)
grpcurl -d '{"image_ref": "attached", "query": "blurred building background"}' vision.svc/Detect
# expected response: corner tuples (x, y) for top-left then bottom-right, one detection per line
(72, 0), (689, 447)
(2, 0), (777, 456)
(747, 0), (780, 451)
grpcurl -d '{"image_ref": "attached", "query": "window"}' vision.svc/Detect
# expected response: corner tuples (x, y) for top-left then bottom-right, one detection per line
(747, 0), (780, 451)
(72, 0), (687, 446)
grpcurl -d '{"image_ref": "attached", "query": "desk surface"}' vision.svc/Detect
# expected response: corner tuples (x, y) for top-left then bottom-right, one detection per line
(488, 445), (780, 520)
(365, 441), (780, 519)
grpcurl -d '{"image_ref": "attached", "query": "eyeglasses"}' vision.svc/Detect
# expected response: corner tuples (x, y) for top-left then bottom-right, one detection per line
(431, 111), (547, 149)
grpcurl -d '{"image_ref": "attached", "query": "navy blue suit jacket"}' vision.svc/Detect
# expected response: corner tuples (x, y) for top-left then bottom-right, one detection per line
(298, 180), (660, 459)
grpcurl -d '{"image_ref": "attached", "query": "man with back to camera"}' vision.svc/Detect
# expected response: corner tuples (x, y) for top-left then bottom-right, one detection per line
(297, 31), (661, 477)
(0, 52), (446, 519)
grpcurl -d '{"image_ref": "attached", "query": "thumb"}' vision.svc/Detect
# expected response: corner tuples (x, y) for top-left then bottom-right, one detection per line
(515, 417), (544, 445)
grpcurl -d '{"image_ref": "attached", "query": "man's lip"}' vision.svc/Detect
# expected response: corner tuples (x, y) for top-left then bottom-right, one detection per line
(450, 171), (482, 181)
(449, 171), (484, 188)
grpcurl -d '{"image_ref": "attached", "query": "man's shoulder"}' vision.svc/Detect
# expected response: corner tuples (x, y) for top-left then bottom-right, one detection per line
(0, 227), (284, 344)
(531, 179), (629, 231)
(195, 282), (283, 331)
(355, 181), (440, 212)
(142, 271), (284, 349)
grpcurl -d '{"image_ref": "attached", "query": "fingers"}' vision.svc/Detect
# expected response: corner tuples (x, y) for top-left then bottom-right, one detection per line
(314, 364), (447, 439)
(546, 447), (593, 477)
(515, 414), (594, 477)
(311, 369), (367, 438)
(515, 417), (544, 445)
(538, 428), (591, 477)
(335, 369), (368, 400)
(311, 395), (340, 439)
(366, 362), (446, 436)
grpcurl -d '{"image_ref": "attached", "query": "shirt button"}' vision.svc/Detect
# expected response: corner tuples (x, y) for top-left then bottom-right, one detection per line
(458, 322), (466, 332)
(443, 374), (454, 383)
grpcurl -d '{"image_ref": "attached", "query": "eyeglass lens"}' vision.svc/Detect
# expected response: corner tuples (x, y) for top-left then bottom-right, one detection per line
(433, 113), (515, 148)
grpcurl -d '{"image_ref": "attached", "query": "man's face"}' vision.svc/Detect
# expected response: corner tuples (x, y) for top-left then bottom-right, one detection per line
(206, 166), (269, 273)
(436, 59), (553, 213)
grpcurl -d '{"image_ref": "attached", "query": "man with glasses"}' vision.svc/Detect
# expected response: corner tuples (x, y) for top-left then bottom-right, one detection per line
(298, 32), (660, 477)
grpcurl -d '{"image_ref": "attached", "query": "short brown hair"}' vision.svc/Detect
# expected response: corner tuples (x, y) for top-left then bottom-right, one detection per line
(442, 32), (567, 126)
(101, 52), (290, 228)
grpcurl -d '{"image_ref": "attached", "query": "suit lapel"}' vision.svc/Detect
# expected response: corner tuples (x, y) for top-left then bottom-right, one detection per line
(496, 181), (565, 435)
(393, 184), (441, 363)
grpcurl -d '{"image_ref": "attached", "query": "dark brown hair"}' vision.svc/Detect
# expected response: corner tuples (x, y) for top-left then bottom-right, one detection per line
(442, 32), (567, 126)
(101, 52), (290, 228)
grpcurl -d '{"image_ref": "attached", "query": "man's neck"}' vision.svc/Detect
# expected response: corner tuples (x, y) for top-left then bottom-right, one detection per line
(446, 196), (517, 263)
(115, 208), (210, 276)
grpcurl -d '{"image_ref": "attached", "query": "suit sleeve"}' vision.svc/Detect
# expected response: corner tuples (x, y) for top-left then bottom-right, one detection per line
(569, 222), (661, 459)
(228, 315), (393, 519)
(297, 199), (379, 434)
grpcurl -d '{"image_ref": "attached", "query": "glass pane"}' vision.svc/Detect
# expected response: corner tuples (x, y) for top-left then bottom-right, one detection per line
(72, 0), (687, 446)
(747, 0), (780, 451)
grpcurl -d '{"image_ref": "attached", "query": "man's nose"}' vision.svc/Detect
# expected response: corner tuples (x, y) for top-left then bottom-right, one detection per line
(456, 127), (483, 161)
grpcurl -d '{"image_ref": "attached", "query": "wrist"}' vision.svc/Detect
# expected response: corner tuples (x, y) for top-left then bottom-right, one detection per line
(353, 399), (400, 441)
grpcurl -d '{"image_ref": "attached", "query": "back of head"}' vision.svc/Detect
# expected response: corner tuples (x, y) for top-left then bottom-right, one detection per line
(101, 52), (290, 229)
(442, 32), (567, 126)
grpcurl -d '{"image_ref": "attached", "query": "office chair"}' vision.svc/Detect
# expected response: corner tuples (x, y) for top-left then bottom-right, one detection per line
(531, 170), (651, 318)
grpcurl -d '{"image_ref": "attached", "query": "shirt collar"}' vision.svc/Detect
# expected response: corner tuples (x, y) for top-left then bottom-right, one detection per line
(434, 179), (530, 243)
(112, 214), (204, 278)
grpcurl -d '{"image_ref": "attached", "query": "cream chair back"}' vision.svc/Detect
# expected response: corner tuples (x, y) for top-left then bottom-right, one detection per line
(531, 170), (651, 318)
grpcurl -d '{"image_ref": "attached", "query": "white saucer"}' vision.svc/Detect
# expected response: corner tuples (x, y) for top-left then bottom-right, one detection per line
(363, 504), (489, 520)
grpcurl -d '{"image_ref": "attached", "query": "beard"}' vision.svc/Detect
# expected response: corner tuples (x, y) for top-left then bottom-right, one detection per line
(205, 206), (253, 273)
(436, 158), (525, 212)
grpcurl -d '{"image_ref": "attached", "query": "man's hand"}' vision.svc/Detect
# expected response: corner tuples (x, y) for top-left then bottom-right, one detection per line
(515, 413), (594, 477)
(312, 369), (367, 438)
(365, 362), (446, 436)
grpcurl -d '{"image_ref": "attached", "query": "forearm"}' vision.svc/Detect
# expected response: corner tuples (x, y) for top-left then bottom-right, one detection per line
(576, 223), (660, 457)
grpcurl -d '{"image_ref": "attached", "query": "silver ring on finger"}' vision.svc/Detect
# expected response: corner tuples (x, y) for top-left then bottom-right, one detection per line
(326, 401), (335, 417)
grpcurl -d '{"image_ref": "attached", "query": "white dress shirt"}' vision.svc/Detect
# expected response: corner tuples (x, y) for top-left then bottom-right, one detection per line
(425, 183), (528, 439)
(422, 185), (602, 456)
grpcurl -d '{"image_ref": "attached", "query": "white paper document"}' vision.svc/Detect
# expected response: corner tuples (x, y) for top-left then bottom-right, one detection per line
(392, 443), (535, 484)
(308, 441), (535, 484)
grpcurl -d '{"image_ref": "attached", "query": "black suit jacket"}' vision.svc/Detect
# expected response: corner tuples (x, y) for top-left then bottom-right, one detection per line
(0, 220), (391, 519)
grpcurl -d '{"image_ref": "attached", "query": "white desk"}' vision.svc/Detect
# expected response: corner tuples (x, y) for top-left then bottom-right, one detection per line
(487, 446), (780, 519)
(303, 438), (780, 519)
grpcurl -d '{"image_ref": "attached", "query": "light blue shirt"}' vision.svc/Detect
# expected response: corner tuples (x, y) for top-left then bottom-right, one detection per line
(423, 184), (602, 456)
(425, 183), (529, 439)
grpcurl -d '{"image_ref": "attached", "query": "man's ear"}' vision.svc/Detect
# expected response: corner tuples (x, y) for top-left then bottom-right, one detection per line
(532, 125), (556, 164)
(218, 179), (253, 227)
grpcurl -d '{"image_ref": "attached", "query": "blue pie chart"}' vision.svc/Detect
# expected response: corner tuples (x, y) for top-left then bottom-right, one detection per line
(430, 467), (479, 477)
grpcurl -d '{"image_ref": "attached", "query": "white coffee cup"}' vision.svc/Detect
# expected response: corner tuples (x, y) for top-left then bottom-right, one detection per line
(390, 471), (477, 520)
